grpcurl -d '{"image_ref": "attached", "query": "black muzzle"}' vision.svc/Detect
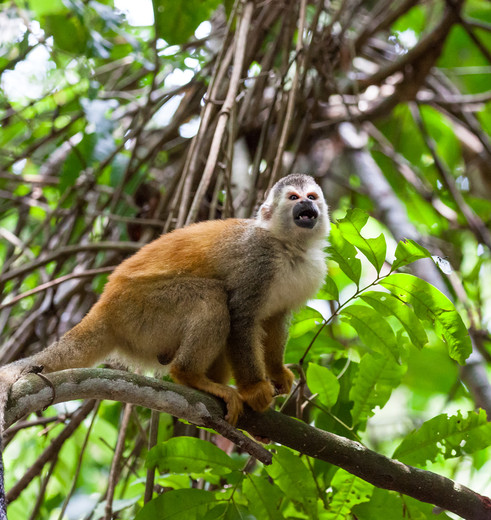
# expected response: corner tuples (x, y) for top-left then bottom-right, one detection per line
(293, 200), (319, 229)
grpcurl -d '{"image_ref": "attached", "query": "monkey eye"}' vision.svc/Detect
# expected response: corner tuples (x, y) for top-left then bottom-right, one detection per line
(289, 194), (299, 200)
(307, 194), (318, 200)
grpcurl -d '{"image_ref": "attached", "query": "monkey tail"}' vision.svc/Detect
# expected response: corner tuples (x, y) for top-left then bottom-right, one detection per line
(0, 360), (28, 520)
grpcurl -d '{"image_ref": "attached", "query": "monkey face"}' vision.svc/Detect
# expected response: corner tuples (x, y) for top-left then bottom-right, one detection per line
(258, 174), (329, 239)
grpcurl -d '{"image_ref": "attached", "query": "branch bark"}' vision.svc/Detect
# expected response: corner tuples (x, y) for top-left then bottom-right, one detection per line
(4, 368), (491, 520)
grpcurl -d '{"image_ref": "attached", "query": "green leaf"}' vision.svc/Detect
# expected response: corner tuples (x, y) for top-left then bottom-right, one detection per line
(135, 489), (216, 520)
(350, 354), (406, 427)
(393, 409), (491, 467)
(265, 446), (318, 519)
(146, 437), (241, 475)
(153, 0), (221, 45)
(243, 475), (284, 520)
(391, 239), (432, 272)
(340, 305), (400, 363)
(317, 275), (339, 301)
(380, 273), (471, 364)
(328, 225), (362, 286)
(337, 209), (387, 274)
(360, 291), (428, 349)
(325, 469), (373, 520)
(306, 363), (340, 408)
(290, 306), (324, 339)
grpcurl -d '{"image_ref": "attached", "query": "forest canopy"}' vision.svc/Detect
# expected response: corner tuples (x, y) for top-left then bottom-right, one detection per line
(1, 0), (491, 519)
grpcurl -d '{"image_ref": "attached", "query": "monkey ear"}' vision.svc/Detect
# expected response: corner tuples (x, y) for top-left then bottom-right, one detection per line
(260, 204), (273, 221)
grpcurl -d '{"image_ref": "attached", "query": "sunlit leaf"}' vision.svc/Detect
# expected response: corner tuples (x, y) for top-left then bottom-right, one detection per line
(390, 239), (431, 272)
(360, 291), (428, 349)
(337, 209), (387, 274)
(350, 353), (406, 427)
(317, 275), (339, 301)
(290, 306), (324, 339)
(328, 225), (362, 286)
(340, 305), (400, 363)
(380, 273), (471, 364)
(307, 363), (340, 408)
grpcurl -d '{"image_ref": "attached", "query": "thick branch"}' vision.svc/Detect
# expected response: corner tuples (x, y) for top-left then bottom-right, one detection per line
(5, 368), (491, 520)
(4, 369), (271, 465)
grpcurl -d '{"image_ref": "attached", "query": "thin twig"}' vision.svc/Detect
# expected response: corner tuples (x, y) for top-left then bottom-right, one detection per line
(104, 403), (133, 520)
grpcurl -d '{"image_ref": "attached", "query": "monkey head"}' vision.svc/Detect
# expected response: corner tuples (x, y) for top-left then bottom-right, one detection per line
(258, 174), (329, 241)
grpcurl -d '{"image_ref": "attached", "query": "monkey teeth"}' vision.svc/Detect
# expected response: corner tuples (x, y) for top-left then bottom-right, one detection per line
(294, 209), (318, 228)
(296, 211), (317, 221)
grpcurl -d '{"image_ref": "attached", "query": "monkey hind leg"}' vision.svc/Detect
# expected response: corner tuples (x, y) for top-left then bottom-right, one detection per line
(168, 279), (241, 423)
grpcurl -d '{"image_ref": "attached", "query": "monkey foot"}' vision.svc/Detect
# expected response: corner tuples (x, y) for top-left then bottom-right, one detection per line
(239, 380), (275, 412)
(223, 390), (243, 426)
(271, 366), (295, 395)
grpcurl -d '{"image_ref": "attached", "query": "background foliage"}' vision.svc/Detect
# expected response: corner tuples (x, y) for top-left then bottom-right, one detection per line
(1, 0), (491, 518)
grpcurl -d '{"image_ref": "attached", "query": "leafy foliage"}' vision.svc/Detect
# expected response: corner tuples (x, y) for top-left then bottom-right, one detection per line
(393, 409), (491, 467)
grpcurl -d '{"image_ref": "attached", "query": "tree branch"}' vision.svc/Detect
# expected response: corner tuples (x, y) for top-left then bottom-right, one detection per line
(4, 368), (491, 520)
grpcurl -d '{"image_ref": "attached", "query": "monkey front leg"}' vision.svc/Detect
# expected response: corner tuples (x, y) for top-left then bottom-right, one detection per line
(227, 322), (275, 413)
(262, 312), (295, 396)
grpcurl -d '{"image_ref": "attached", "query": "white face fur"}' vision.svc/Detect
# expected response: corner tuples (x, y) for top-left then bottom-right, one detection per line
(258, 174), (329, 244)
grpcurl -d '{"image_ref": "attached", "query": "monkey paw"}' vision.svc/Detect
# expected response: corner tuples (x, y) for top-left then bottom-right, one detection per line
(239, 380), (275, 412)
(223, 389), (243, 426)
(271, 366), (295, 396)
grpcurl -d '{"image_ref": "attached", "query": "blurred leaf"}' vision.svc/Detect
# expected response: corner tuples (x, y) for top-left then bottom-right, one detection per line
(27, 0), (67, 16)
(393, 409), (491, 466)
(380, 273), (471, 364)
(307, 363), (340, 408)
(350, 353), (406, 427)
(420, 106), (461, 171)
(153, 0), (221, 44)
(44, 14), (88, 54)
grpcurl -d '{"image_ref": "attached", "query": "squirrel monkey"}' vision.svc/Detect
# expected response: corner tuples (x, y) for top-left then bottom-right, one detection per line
(1, 174), (329, 424)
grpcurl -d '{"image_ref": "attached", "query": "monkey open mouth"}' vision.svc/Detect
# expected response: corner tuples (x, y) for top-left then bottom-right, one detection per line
(293, 202), (319, 229)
